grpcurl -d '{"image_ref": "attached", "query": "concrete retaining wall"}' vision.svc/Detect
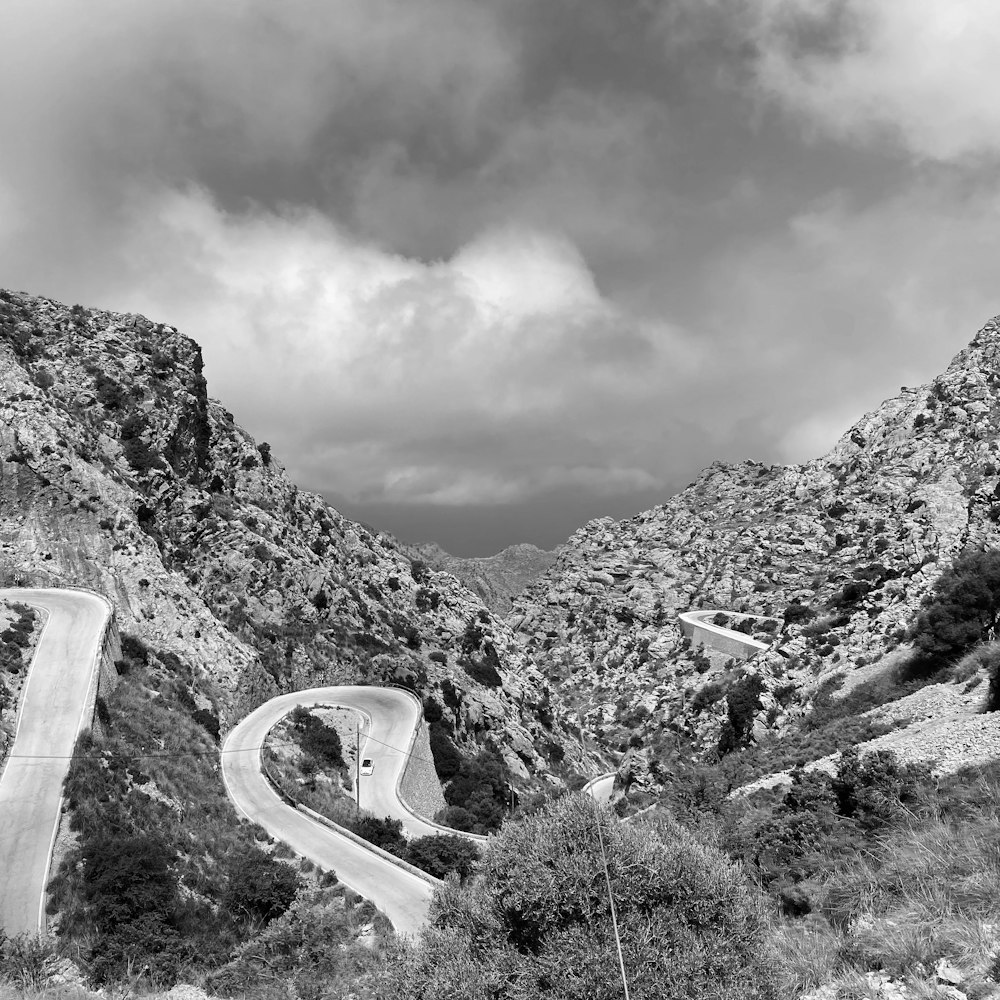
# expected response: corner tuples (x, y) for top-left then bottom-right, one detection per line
(679, 611), (776, 661)
(83, 607), (121, 738)
(398, 719), (447, 821)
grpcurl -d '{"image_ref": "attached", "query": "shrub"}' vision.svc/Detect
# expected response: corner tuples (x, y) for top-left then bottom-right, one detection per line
(441, 747), (510, 834)
(718, 674), (765, 755)
(459, 616), (485, 654)
(404, 836), (480, 881)
(354, 796), (776, 1000)
(459, 644), (503, 688)
(415, 587), (440, 612)
(192, 707), (220, 741)
(691, 680), (726, 714)
(95, 374), (125, 410)
(429, 723), (462, 782)
(351, 815), (406, 855)
(988, 657), (1000, 711)
(830, 747), (932, 831)
(784, 602), (817, 625)
(223, 848), (300, 924)
(290, 707), (344, 770)
(908, 547), (1000, 668)
(829, 581), (871, 608)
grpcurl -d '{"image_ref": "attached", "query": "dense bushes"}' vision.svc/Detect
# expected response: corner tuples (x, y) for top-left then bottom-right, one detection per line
(80, 833), (183, 984)
(223, 848), (300, 925)
(0, 603), (36, 673)
(351, 795), (776, 1000)
(718, 673), (764, 755)
(908, 546), (1000, 668)
(208, 889), (385, 1000)
(438, 746), (510, 834)
(351, 816), (407, 855)
(428, 721), (463, 781)
(723, 748), (933, 914)
(290, 706), (345, 770)
(403, 835), (480, 881)
(49, 634), (306, 986)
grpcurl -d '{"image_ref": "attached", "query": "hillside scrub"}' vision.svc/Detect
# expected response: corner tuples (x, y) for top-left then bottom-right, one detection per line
(771, 761), (1000, 997)
(48, 634), (318, 986)
(348, 795), (777, 1000)
(263, 729), (482, 881)
(435, 745), (511, 834)
(208, 888), (389, 1000)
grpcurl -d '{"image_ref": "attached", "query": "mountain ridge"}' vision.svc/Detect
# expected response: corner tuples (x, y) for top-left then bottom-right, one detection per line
(0, 288), (586, 784)
(509, 315), (1000, 772)
(404, 540), (556, 614)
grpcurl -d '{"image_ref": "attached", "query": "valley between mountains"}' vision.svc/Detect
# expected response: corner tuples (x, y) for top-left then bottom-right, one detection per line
(3, 288), (1000, 998)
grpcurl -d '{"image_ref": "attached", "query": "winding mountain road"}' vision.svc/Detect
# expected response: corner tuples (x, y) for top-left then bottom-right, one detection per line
(0, 588), (110, 936)
(221, 686), (451, 935)
(582, 772), (617, 804)
(0, 588), (632, 938)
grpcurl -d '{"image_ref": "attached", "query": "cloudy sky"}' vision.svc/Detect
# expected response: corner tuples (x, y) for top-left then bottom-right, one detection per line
(3, 1), (1000, 554)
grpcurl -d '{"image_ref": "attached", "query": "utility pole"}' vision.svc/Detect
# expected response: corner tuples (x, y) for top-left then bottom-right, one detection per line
(355, 719), (360, 812)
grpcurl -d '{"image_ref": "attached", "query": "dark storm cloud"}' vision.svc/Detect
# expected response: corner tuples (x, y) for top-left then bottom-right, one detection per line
(2, 0), (1000, 552)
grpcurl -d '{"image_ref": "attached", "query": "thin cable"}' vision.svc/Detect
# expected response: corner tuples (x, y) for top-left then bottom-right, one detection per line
(578, 710), (630, 1000)
(2, 730), (438, 768)
(3, 741), (298, 761)
(595, 814), (631, 1000)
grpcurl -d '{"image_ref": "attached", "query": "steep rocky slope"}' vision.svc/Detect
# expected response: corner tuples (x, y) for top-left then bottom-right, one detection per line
(406, 542), (556, 614)
(0, 290), (581, 781)
(512, 316), (1000, 760)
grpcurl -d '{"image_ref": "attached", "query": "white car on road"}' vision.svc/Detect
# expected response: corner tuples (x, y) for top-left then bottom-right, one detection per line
(360, 757), (375, 776)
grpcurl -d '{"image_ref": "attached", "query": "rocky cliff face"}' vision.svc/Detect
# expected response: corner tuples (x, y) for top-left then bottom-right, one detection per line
(406, 542), (556, 615)
(0, 290), (581, 781)
(512, 317), (1000, 759)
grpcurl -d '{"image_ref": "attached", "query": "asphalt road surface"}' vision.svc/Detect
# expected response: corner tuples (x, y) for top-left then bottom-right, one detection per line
(0, 588), (110, 935)
(583, 772), (617, 804)
(221, 686), (444, 936)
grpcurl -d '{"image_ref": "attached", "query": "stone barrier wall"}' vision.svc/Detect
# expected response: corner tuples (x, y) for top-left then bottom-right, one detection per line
(398, 718), (447, 821)
(679, 611), (775, 661)
(84, 606), (121, 738)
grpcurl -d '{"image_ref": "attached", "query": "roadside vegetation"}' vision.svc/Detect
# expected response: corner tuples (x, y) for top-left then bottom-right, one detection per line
(0, 602), (38, 714)
(44, 633), (389, 989)
(423, 693), (512, 833)
(5, 546), (1000, 997)
(348, 794), (777, 1000)
(263, 706), (481, 882)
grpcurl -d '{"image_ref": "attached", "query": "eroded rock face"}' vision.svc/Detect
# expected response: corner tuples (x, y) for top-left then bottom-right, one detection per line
(0, 290), (578, 781)
(511, 316), (1000, 756)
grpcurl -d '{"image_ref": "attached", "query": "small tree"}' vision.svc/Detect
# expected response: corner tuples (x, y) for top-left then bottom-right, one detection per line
(404, 835), (480, 881)
(908, 547), (1000, 667)
(223, 847), (300, 925)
